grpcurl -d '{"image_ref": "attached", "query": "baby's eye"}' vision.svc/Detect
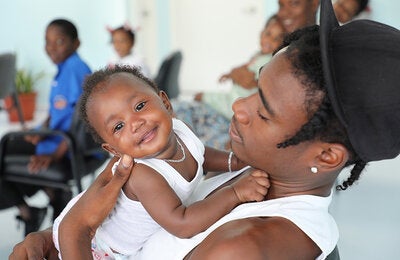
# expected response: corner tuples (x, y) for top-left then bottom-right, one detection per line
(135, 101), (146, 111)
(257, 110), (269, 121)
(113, 122), (124, 133)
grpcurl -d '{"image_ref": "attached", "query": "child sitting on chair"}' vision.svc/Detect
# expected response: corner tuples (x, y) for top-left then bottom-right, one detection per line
(107, 24), (151, 78)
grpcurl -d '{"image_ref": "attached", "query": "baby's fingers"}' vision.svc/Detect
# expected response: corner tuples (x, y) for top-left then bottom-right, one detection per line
(250, 169), (269, 178)
(254, 176), (270, 188)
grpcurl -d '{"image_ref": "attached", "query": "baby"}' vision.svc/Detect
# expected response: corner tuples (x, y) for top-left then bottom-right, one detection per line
(53, 65), (269, 259)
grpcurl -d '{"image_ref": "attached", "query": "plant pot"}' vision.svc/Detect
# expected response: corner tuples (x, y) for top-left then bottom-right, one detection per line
(4, 92), (37, 122)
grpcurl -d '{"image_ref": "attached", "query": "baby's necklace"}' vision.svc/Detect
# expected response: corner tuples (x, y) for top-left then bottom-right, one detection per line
(163, 137), (186, 163)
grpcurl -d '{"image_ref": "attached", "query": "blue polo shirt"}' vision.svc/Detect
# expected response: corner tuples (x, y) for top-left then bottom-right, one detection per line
(36, 52), (91, 155)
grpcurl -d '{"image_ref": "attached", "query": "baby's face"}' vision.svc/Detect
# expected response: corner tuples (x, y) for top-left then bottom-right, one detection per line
(260, 19), (285, 55)
(112, 30), (133, 58)
(87, 73), (174, 159)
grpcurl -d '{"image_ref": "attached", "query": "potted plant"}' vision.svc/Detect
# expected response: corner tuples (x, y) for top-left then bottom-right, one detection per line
(5, 69), (43, 122)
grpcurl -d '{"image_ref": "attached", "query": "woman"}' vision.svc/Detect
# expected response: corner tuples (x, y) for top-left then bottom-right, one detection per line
(9, 0), (400, 259)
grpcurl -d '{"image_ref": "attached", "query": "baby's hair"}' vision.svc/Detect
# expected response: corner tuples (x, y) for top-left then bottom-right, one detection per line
(265, 14), (279, 28)
(111, 26), (135, 44)
(274, 25), (366, 190)
(79, 65), (159, 143)
(48, 19), (78, 40)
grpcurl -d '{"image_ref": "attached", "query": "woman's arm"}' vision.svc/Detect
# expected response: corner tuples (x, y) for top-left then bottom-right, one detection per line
(228, 65), (257, 89)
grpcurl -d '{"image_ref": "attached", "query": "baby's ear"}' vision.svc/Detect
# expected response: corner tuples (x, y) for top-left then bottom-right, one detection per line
(159, 90), (173, 114)
(102, 143), (119, 157)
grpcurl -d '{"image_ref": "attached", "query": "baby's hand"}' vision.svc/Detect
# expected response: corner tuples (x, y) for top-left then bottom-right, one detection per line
(231, 168), (270, 202)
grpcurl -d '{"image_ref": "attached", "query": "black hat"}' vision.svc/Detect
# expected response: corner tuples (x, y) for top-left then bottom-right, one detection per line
(320, 0), (400, 162)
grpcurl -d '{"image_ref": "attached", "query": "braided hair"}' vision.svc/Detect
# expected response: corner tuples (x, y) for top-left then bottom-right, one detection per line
(274, 25), (367, 190)
(78, 65), (159, 144)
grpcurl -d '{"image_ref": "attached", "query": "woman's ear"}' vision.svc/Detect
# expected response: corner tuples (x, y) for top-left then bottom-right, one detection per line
(159, 90), (173, 114)
(102, 143), (119, 157)
(315, 143), (349, 171)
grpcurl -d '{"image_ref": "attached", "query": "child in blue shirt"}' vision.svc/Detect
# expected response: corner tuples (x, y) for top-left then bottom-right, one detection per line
(0, 19), (91, 236)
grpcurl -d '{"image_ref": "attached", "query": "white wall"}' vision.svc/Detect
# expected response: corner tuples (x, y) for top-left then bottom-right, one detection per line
(1, 0), (399, 105)
(0, 0), (130, 106)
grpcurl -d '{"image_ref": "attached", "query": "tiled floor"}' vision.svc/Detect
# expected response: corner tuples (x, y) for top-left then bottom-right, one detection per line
(1, 109), (400, 259)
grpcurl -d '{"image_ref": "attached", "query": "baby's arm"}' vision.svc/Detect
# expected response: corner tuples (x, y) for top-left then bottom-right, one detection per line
(128, 164), (269, 239)
(203, 146), (247, 173)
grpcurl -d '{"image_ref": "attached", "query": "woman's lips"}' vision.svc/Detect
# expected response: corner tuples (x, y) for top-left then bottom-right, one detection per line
(229, 121), (243, 143)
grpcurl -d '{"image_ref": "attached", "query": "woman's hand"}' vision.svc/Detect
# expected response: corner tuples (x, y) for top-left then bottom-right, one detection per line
(9, 227), (59, 260)
(58, 154), (134, 259)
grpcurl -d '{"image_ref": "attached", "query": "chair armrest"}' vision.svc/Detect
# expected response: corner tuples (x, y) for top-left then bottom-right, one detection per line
(0, 129), (77, 154)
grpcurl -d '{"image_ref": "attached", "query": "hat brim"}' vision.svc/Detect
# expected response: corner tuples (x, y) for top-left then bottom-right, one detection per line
(320, 0), (347, 127)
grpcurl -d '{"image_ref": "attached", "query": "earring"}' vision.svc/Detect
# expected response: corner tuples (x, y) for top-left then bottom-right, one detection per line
(310, 167), (318, 174)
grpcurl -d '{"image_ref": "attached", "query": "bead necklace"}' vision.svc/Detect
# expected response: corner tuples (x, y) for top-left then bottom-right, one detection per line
(163, 137), (186, 163)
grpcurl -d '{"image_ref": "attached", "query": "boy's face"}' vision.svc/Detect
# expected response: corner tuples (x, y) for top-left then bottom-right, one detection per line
(45, 25), (78, 64)
(112, 30), (134, 58)
(87, 73), (174, 159)
(260, 19), (285, 55)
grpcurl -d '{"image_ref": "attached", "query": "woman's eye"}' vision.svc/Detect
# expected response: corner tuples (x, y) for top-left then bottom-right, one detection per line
(113, 122), (124, 133)
(135, 101), (146, 111)
(257, 110), (269, 121)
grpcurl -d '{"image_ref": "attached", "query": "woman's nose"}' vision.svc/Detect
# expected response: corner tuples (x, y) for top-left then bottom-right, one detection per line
(232, 96), (250, 125)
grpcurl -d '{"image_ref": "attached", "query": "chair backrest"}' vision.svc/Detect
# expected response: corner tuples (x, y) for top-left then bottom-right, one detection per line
(154, 51), (183, 99)
(0, 52), (25, 126)
(0, 52), (16, 99)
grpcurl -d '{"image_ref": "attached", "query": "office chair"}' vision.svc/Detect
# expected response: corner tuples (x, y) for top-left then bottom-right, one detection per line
(0, 52), (25, 127)
(0, 108), (110, 194)
(154, 51), (183, 99)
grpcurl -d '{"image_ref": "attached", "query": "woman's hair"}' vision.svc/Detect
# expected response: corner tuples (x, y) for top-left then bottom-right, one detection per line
(48, 19), (78, 40)
(356, 0), (369, 15)
(274, 25), (366, 190)
(79, 65), (159, 143)
(112, 26), (135, 44)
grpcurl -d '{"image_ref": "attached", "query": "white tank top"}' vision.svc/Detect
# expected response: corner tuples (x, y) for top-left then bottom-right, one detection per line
(95, 118), (205, 256)
(136, 167), (339, 260)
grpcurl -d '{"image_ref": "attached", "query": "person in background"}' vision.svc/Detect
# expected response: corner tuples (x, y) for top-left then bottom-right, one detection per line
(185, 0), (321, 122)
(0, 18), (91, 236)
(51, 65), (269, 259)
(194, 15), (285, 120)
(277, 0), (320, 33)
(333, 0), (370, 24)
(107, 24), (151, 78)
